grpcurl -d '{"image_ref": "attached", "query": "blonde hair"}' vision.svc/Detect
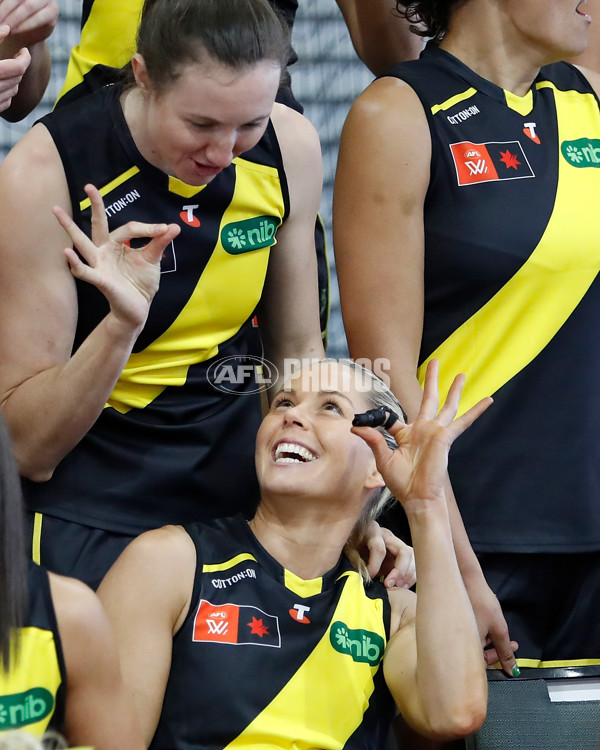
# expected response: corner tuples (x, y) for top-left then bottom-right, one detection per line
(319, 359), (406, 582)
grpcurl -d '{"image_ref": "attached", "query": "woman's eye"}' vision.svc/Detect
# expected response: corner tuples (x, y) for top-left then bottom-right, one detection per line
(272, 397), (293, 409)
(322, 400), (342, 414)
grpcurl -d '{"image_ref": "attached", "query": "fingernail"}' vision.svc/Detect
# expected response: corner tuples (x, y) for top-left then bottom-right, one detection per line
(512, 665), (521, 677)
(386, 578), (396, 588)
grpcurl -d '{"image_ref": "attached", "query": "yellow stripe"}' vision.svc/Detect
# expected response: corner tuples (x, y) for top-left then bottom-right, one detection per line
(79, 166), (140, 210)
(202, 553), (257, 573)
(515, 657), (600, 669)
(431, 87), (477, 115)
(504, 88), (533, 116)
(418, 84), (600, 413)
(224, 572), (386, 749)
(284, 569), (323, 598)
(168, 176), (207, 198)
(32, 514), (42, 565)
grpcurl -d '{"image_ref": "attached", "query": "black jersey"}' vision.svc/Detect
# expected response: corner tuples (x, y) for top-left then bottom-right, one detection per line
(0, 563), (66, 737)
(387, 44), (600, 552)
(24, 85), (288, 534)
(150, 516), (395, 750)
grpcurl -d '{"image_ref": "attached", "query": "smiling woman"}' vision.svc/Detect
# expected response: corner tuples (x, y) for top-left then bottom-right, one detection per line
(0, 0), (324, 589)
(97, 359), (489, 749)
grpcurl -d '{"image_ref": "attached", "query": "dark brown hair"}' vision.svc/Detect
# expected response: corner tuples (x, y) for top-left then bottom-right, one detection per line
(133, 0), (290, 91)
(395, 0), (467, 42)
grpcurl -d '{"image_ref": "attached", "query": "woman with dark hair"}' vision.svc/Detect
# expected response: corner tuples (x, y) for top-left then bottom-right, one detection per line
(0, 0), (325, 589)
(335, 0), (600, 678)
(0, 414), (144, 748)
(98, 359), (488, 749)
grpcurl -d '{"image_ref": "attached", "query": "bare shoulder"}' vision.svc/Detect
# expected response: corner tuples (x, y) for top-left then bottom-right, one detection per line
(100, 525), (196, 592)
(98, 526), (196, 633)
(0, 122), (63, 190)
(344, 75), (429, 146)
(270, 102), (322, 168)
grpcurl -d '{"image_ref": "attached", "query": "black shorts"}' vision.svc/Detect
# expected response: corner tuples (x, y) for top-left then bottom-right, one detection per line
(479, 552), (600, 667)
(26, 511), (136, 590)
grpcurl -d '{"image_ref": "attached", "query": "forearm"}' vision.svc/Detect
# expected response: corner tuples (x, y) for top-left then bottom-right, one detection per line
(3, 313), (142, 481)
(407, 503), (486, 736)
(335, 0), (423, 75)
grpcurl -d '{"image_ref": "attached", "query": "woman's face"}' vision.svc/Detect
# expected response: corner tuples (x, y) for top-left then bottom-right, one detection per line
(499, 0), (591, 61)
(255, 363), (384, 504)
(135, 57), (281, 185)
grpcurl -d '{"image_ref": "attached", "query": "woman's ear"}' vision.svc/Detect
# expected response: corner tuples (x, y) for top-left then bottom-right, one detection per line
(131, 53), (150, 91)
(364, 463), (385, 491)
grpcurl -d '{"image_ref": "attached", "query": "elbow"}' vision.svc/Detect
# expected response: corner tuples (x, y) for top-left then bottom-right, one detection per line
(425, 695), (487, 741)
(14, 446), (56, 483)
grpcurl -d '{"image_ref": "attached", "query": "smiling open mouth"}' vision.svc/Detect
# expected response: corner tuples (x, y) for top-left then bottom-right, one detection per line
(274, 442), (319, 464)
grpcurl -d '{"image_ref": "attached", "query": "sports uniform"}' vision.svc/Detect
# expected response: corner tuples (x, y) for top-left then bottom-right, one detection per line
(387, 44), (600, 664)
(24, 83), (289, 586)
(0, 562), (66, 737)
(150, 515), (395, 750)
(55, 0), (330, 336)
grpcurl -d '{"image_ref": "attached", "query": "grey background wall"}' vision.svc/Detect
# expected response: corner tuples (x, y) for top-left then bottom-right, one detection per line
(0, 0), (377, 357)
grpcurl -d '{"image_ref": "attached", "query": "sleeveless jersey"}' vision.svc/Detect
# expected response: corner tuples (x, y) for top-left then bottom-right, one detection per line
(387, 44), (600, 552)
(24, 84), (288, 534)
(150, 516), (395, 750)
(57, 0), (300, 107)
(0, 563), (66, 737)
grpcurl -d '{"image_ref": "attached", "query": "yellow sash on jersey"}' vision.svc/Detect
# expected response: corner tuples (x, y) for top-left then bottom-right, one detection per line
(418, 83), (600, 414)
(224, 571), (387, 750)
(107, 156), (284, 413)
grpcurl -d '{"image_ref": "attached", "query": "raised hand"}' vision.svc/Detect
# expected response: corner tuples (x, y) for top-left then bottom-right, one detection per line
(53, 184), (181, 330)
(353, 360), (492, 512)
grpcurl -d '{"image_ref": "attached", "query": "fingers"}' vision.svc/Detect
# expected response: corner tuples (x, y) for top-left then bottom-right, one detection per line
(364, 521), (387, 579)
(483, 639), (520, 676)
(0, 0), (58, 38)
(379, 528), (416, 589)
(141, 223), (181, 265)
(417, 358), (440, 421)
(86, 184), (110, 246)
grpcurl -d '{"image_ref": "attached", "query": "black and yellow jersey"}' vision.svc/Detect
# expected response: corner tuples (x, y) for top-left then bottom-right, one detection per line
(150, 516), (395, 750)
(0, 563), (65, 737)
(387, 44), (600, 552)
(23, 84), (288, 533)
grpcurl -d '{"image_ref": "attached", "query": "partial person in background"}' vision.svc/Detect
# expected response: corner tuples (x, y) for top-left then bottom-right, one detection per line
(0, 413), (144, 749)
(335, 0), (600, 683)
(0, 0), (58, 120)
(97, 359), (488, 749)
(0, 0), (325, 589)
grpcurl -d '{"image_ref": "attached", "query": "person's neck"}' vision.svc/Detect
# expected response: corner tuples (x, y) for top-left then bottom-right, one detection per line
(120, 87), (164, 171)
(440, 5), (546, 97)
(248, 499), (360, 581)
